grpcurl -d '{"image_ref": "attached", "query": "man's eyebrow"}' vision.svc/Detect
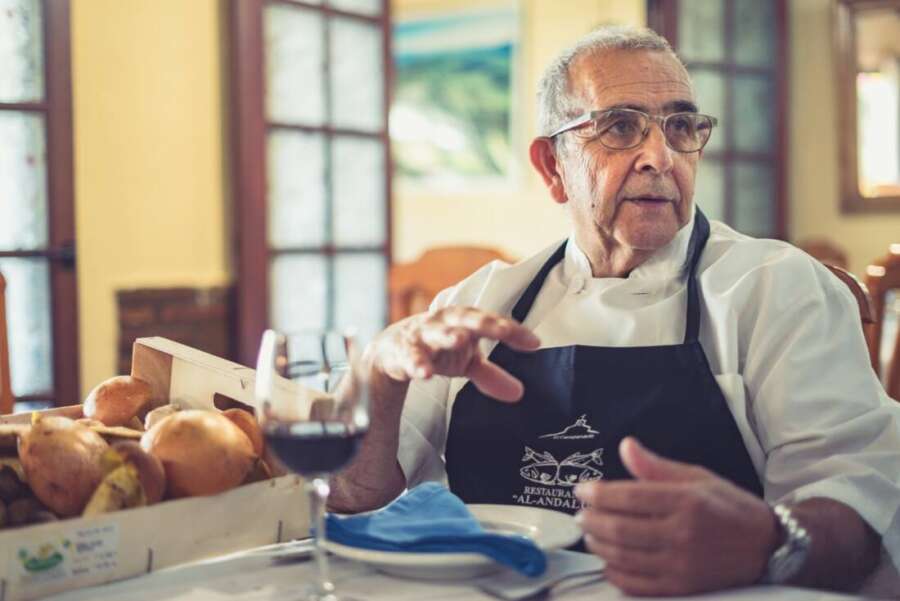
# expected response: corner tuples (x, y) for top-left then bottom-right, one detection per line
(663, 100), (698, 113)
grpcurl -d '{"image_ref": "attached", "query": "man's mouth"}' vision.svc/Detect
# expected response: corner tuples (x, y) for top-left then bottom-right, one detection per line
(624, 196), (674, 204)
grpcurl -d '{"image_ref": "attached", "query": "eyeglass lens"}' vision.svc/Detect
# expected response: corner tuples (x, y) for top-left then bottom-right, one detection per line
(589, 110), (713, 152)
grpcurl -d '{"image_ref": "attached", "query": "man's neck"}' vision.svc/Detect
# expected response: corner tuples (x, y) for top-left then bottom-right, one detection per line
(574, 231), (656, 278)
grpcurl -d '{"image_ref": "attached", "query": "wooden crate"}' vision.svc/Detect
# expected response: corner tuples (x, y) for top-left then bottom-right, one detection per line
(0, 338), (308, 601)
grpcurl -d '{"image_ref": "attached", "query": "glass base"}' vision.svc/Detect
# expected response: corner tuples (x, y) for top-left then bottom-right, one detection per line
(302, 588), (361, 601)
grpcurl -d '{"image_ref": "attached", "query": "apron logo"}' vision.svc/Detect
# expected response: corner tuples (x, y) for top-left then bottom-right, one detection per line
(512, 414), (604, 510)
(539, 414), (599, 440)
(520, 447), (604, 487)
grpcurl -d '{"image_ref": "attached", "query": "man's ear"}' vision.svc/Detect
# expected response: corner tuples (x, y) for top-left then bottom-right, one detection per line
(529, 137), (568, 205)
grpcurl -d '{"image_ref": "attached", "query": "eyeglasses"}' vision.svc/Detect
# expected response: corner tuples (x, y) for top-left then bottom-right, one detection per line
(548, 108), (718, 153)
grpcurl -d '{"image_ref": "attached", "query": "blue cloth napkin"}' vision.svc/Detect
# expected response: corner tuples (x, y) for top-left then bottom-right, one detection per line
(325, 482), (547, 576)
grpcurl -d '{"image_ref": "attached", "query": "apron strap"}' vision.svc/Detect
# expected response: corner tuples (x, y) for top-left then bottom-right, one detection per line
(511, 240), (567, 323)
(683, 209), (711, 344)
(510, 209), (711, 343)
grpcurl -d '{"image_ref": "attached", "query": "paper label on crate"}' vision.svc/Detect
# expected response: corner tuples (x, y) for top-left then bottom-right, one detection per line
(9, 523), (119, 587)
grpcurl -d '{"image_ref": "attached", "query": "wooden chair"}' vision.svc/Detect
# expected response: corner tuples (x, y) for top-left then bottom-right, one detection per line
(797, 238), (850, 271)
(825, 264), (876, 329)
(389, 246), (516, 323)
(0, 271), (13, 414)
(865, 245), (900, 399)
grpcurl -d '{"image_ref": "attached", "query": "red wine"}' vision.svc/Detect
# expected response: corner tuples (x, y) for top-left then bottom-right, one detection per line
(264, 421), (367, 476)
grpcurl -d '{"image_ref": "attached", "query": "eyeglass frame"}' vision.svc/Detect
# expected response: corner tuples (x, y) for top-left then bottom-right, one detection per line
(546, 108), (719, 153)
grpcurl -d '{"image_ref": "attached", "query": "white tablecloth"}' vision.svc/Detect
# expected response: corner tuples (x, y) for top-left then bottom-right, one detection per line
(43, 543), (862, 601)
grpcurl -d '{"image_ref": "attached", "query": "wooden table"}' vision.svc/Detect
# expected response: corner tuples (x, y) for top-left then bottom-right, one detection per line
(44, 543), (862, 601)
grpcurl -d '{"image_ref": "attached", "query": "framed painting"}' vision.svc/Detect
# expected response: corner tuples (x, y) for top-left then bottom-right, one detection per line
(391, 5), (518, 189)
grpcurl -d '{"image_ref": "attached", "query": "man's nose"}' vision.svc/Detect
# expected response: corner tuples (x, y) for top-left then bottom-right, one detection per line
(634, 123), (674, 174)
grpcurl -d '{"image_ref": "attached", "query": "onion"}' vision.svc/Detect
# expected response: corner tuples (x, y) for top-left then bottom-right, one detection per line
(140, 410), (256, 498)
(84, 376), (153, 427)
(19, 416), (108, 517)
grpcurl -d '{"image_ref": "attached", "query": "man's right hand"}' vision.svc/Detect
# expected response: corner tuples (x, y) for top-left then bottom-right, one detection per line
(367, 306), (541, 402)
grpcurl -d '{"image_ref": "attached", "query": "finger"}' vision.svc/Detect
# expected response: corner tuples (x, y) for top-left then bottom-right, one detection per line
(418, 325), (472, 351)
(583, 535), (664, 578)
(576, 510), (664, 551)
(621, 437), (709, 483)
(466, 356), (525, 402)
(404, 339), (434, 379)
(575, 481), (684, 516)
(442, 309), (540, 351)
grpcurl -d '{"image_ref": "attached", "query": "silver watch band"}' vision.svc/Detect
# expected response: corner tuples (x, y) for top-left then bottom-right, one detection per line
(761, 503), (812, 585)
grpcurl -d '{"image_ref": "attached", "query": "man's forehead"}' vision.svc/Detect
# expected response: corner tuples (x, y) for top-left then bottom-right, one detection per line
(569, 49), (694, 110)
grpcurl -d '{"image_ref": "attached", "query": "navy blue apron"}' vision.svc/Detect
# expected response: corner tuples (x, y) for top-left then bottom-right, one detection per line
(445, 211), (762, 513)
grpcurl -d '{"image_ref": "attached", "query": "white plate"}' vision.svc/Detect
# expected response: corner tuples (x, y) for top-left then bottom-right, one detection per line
(325, 504), (582, 580)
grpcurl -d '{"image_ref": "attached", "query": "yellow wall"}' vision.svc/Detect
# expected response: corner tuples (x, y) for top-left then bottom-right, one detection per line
(391, 0), (646, 263)
(789, 0), (900, 275)
(71, 0), (231, 396)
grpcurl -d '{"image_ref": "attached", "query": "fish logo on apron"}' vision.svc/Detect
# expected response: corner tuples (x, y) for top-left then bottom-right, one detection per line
(512, 415), (604, 509)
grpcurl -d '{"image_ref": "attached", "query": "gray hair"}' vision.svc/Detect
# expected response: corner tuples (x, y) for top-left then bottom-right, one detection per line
(536, 26), (684, 138)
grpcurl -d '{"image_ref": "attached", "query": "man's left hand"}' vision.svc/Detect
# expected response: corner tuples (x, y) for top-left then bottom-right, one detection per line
(574, 438), (779, 596)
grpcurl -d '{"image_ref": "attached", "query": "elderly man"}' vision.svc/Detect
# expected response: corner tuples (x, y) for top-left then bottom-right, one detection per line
(330, 26), (900, 596)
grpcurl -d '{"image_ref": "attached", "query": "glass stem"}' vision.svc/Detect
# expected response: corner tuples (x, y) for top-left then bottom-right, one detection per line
(308, 477), (335, 599)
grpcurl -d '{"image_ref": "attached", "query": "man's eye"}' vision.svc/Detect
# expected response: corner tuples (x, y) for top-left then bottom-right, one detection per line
(608, 120), (639, 135)
(670, 116), (693, 131)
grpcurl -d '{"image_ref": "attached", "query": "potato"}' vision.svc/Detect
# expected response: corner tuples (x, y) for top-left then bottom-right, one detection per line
(18, 416), (108, 517)
(109, 442), (166, 504)
(7, 497), (44, 526)
(0, 465), (27, 503)
(141, 410), (256, 498)
(222, 408), (265, 457)
(84, 376), (153, 427)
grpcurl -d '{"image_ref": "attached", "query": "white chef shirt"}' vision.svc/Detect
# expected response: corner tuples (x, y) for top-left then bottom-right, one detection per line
(396, 213), (900, 587)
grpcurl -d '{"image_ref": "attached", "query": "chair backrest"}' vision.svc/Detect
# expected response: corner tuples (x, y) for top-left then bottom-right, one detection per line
(798, 238), (850, 271)
(0, 271), (13, 414)
(864, 245), (900, 400)
(389, 246), (516, 323)
(824, 264), (876, 327)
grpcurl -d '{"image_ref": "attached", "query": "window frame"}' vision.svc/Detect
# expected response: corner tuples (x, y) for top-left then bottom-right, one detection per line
(229, 0), (393, 367)
(648, 0), (790, 239)
(0, 0), (79, 406)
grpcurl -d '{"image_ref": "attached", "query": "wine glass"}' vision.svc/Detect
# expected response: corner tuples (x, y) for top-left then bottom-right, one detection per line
(256, 329), (369, 601)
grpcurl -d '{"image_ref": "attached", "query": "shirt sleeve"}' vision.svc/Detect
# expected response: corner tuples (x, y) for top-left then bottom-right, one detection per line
(397, 375), (451, 487)
(740, 249), (900, 572)
(394, 284), (461, 488)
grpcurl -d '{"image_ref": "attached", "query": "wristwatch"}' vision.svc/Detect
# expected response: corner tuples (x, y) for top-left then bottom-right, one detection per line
(761, 503), (812, 584)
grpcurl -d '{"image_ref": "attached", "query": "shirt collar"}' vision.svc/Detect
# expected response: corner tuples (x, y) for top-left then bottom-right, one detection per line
(563, 208), (697, 283)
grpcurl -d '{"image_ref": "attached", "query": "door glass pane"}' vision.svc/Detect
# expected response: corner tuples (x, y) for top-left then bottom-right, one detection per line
(332, 136), (386, 246)
(264, 4), (325, 125)
(733, 163), (774, 237)
(733, 0), (775, 67)
(0, 0), (43, 103)
(329, 0), (382, 17)
(334, 253), (386, 341)
(733, 75), (773, 154)
(268, 130), (327, 248)
(693, 159), (725, 222)
(330, 17), (384, 132)
(0, 258), (52, 396)
(690, 69), (726, 153)
(0, 112), (47, 249)
(678, 0), (725, 63)
(270, 255), (328, 332)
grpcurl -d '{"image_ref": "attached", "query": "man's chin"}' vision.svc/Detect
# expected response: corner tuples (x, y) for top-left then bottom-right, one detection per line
(613, 219), (680, 251)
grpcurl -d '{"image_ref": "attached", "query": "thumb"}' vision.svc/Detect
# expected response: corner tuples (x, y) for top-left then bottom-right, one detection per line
(620, 437), (706, 482)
